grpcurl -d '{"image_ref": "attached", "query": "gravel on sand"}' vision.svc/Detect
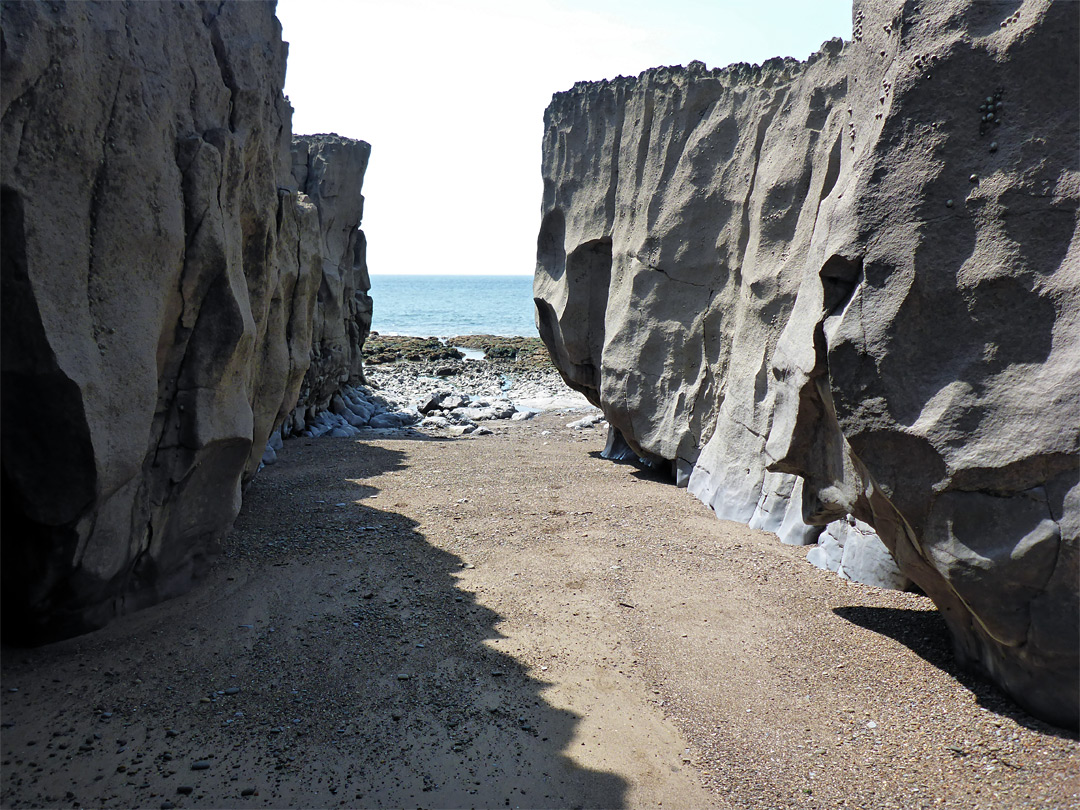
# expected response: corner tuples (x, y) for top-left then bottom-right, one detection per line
(1, 366), (1076, 809)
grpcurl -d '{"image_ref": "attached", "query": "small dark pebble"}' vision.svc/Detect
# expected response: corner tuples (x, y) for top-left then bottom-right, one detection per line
(224, 687), (240, 696)
(177, 786), (194, 795)
(241, 788), (257, 797)
(165, 729), (179, 738)
(191, 760), (211, 771)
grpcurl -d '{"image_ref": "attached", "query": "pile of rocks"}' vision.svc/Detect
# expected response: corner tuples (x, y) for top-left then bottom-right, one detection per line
(261, 356), (594, 463)
(416, 390), (532, 436)
(262, 385), (416, 464)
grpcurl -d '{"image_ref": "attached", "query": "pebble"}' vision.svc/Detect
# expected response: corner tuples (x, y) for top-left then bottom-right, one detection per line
(396, 674), (411, 680)
(165, 729), (179, 737)
(241, 787), (256, 797)
(224, 687), (240, 695)
(191, 760), (211, 770)
(177, 786), (194, 795)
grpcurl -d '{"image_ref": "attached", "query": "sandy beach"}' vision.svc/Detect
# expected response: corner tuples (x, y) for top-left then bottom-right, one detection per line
(1, 360), (1076, 809)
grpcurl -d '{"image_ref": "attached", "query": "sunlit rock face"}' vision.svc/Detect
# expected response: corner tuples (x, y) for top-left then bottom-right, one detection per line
(535, 0), (1079, 728)
(283, 134), (374, 434)
(0, 2), (371, 642)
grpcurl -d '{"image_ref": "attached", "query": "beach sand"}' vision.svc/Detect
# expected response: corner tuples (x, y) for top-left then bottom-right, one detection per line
(1, 365), (1076, 809)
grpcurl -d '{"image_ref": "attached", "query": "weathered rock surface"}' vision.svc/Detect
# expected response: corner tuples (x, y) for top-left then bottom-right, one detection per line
(284, 134), (373, 430)
(535, 0), (1079, 727)
(0, 2), (370, 641)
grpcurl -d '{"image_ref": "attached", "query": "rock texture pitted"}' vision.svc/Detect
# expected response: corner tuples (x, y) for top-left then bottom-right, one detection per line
(535, 0), (1079, 727)
(0, 2), (371, 641)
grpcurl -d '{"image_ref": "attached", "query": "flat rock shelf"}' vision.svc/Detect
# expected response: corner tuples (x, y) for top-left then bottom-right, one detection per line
(1, 414), (1075, 809)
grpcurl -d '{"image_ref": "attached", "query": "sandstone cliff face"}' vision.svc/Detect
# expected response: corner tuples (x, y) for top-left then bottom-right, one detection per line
(0, 2), (371, 641)
(535, 0), (1079, 727)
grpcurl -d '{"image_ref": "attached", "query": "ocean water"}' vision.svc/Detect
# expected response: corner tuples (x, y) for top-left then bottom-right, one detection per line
(367, 274), (537, 337)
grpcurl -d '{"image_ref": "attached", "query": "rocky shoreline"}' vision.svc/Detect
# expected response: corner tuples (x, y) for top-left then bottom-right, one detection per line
(262, 336), (595, 463)
(362, 333), (555, 370)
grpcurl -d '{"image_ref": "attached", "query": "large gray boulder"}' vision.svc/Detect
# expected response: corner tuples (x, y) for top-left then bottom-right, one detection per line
(535, 0), (1078, 727)
(0, 1), (371, 641)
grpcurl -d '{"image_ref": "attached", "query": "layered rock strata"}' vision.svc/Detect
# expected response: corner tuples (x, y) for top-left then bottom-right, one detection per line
(535, 0), (1079, 727)
(0, 2), (370, 641)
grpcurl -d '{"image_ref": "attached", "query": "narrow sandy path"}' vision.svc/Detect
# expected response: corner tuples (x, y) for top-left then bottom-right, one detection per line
(2, 413), (1076, 809)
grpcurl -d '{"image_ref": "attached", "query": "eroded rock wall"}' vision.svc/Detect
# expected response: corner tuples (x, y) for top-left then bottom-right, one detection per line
(535, 0), (1079, 727)
(0, 1), (371, 641)
(284, 134), (373, 432)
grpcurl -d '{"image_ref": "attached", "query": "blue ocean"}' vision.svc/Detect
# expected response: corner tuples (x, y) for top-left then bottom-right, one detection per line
(367, 274), (538, 337)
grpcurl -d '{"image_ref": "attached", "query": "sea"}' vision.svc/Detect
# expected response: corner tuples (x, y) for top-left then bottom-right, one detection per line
(367, 274), (537, 337)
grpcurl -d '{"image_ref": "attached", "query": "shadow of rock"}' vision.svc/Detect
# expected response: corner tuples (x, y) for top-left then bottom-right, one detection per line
(0, 439), (628, 808)
(832, 606), (1079, 742)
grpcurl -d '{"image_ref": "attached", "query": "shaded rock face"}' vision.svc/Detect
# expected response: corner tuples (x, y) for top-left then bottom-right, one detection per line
(285, 135), (373, 429)
(0, 2), (371, 642)
(535, 0), (1079, 727)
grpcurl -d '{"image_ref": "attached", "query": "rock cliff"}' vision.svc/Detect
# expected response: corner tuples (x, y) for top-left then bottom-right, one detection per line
(535, 0), (1079, 727)
(0, 2), (371, 641)
(284, 134), (373, 433)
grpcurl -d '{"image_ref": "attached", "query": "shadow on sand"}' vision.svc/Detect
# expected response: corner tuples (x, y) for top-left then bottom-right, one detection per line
(0, 437), (628, 808)
(226, 438), (631, 806)
(832, 606), (1077, 741)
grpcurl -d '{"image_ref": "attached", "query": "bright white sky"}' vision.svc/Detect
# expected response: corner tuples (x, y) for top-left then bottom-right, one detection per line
(277, 0), (852, 275)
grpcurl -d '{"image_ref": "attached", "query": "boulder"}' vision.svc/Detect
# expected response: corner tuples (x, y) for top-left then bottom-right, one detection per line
(810, 518), (910, 591)
(368, 412), (415, 429)
(567, 413), (605, 430)
(534, 0), (1078, 727)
